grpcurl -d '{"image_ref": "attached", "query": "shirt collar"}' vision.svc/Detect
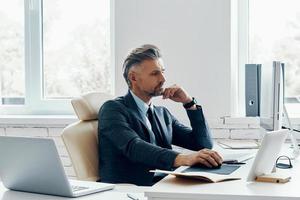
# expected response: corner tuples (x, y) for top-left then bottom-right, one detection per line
(130, 90), (153, 115)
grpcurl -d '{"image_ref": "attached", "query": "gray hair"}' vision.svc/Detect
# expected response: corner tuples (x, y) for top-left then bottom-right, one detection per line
(122, 44), (162, 88)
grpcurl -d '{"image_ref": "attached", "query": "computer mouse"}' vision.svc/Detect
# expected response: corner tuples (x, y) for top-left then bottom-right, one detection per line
(191, 163), (222, 169)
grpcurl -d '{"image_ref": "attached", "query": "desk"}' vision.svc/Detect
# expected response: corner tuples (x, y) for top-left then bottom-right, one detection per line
(145, 144), (300, 200)
(1, 144), (299, 200)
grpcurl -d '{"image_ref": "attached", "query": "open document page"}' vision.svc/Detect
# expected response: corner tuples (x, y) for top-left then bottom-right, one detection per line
(150, 169), (241, 183)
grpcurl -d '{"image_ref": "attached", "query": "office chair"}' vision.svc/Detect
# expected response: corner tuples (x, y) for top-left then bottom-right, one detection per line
(61, 92), (113, 181)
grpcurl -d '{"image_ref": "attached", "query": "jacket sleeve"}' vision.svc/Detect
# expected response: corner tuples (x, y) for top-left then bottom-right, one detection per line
(99, 101), (179, 170)
(170, 105), (213, 150)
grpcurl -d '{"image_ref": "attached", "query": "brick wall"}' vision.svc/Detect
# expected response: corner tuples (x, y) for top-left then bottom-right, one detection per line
(0, 125), (76, 179)
(209, 117), (300, 140)
(209, 117), (262, 140)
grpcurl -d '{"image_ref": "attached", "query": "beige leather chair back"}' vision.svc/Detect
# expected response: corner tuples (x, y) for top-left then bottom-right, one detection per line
(62, 92), (112, 181)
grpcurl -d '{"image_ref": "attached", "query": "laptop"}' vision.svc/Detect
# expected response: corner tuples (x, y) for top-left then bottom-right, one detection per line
(247, 129), (288, 181)
(0, 136), (115, 197)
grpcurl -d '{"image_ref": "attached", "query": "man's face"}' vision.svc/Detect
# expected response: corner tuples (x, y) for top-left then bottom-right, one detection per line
(130, 58), (166, 97)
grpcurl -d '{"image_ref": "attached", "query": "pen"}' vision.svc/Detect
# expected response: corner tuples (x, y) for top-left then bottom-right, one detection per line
(224, 162), (246, 165)
(127, 193), (139, 200)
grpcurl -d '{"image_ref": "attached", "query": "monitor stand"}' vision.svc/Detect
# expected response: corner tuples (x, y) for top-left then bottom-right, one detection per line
(283, 105), (300, 160)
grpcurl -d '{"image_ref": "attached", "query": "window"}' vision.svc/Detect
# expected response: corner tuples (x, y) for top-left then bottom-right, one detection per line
(0, 0), (25, 105)
(240, 0), (300, 116)
(249, 0), (300, 99)
(0, 0), (112, 115)
(43, 0), (111, 99)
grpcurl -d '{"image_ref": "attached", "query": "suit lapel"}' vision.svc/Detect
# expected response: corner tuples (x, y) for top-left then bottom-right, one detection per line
(124, 92), (156, 144)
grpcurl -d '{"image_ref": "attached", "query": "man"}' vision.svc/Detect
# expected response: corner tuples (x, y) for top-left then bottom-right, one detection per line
(98, 44), (222, 186)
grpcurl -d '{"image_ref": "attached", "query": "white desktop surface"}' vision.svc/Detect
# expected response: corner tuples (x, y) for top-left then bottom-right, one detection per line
(145, 145), (300, 200)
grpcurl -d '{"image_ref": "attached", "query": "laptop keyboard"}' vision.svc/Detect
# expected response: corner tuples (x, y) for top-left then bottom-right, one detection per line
(71, 185), (89, 192)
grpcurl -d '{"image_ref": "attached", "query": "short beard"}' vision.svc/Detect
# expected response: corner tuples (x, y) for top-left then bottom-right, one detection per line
(148, 86), (164, 97)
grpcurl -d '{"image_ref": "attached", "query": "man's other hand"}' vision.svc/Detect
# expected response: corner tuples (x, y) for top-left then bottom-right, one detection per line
(173, 149), (223, 168)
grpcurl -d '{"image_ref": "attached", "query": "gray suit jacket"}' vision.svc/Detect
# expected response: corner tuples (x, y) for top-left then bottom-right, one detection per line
(98, 92), (212, 186)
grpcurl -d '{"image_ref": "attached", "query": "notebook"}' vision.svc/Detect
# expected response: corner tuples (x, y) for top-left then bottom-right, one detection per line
(150, 169), (241, 183)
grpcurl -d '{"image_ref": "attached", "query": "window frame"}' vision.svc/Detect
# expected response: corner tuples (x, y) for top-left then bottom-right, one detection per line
(238, 0), (300, 117)
(0, 0), (114, 115)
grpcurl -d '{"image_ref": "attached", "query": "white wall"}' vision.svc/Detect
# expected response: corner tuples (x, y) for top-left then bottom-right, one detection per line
(114, 0), (232, 122)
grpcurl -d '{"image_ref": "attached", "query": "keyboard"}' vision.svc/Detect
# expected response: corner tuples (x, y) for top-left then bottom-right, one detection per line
(222, 152), (256, 162)
(71, 185), (89, 192)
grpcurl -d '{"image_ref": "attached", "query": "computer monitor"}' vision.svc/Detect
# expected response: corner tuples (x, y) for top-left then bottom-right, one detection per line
(259, 61), (299, 159)
(260, 61), (284, 131)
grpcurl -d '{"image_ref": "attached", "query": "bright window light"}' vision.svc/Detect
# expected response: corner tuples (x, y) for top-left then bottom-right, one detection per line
(0, 0), (112, 114)
(43, 0), (111, 99)
(0, 0), (25, 105)
(249, 0), (300, 99)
